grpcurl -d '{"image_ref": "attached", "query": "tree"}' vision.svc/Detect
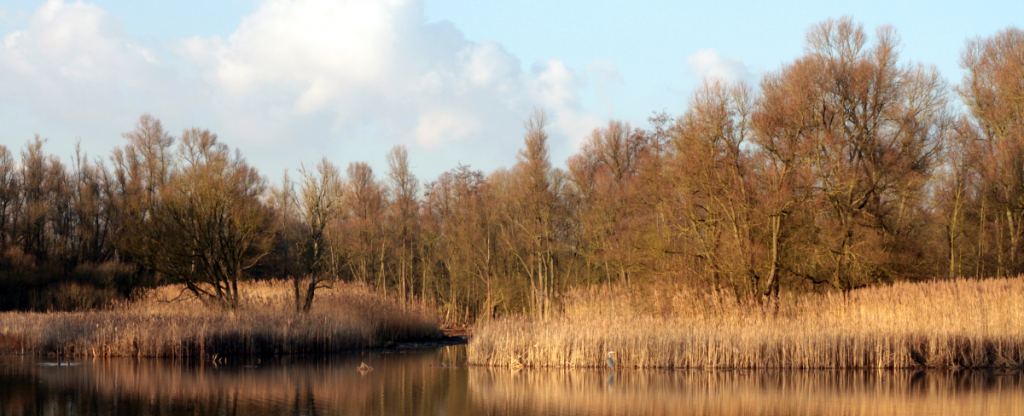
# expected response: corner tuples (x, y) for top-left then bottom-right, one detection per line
(293, 158), (344, 311)
(568, 120), (652, 287)
(342, 162), (387, 289)
(111, 114), (175, 273)
(128, 127), (276, 307)
(386, 146), (420, 304)
(0, 145), (18, 256)
(671, 80), (763, 297)
(424, 164), (495, 322)
(501, 109), (566, 317)
(957, 27), (1024, 277)
(758, 17), (949, 289)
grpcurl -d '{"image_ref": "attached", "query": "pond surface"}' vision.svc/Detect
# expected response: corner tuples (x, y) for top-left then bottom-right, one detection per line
(2, 346), (1022, 415)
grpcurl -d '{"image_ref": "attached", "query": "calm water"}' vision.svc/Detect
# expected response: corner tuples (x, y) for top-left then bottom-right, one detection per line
(2, 346), (1022, 415)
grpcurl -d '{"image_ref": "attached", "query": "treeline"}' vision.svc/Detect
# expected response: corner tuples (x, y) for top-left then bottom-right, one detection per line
(1, 18), (1022, 321)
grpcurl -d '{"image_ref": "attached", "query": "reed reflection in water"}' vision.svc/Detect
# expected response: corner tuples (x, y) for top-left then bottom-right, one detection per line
(2, 346), (1022, 415)
(473, 367), (1024, 415)
(0, 347), (471, 415)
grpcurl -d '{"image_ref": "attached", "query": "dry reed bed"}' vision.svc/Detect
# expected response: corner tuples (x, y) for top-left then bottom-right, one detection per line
(469, 278), (1024, 369)
(0, 281), (442, 357)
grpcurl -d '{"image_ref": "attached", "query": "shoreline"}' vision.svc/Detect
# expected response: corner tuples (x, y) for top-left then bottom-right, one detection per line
(0, 334), (469, 359)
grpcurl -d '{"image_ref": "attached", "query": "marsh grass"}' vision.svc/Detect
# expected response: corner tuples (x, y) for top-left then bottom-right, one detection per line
(469, 277), (1024, 369)
(0, 280), (441, 357)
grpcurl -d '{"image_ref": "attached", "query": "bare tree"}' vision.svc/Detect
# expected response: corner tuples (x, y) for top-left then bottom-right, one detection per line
(294, 158), (344, 311)
(128, 127), (276, 307)
(958, 27), (1024, 277)
(386, 146), (420, 304)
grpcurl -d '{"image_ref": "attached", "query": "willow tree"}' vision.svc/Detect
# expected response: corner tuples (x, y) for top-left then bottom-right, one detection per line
(757, 17), (949, 289)
(128, 127), (276, 307)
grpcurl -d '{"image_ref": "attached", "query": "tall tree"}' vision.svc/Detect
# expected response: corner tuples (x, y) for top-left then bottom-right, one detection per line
(127, 127), (276, 307)
(386, 146), (420, 304)
(958, 27), (1024, 277)
(293, 158), (344, 311)
(0, 145), (18, 256)
(671, 80), (762, 297)
(342, 162), (387, 289)
(761, 18), (949, 288)
(503, 109), (563, 317)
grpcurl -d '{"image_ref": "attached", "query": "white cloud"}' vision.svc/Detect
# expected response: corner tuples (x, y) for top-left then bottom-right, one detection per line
(530, 60), (603, 150)
(413, 109), (480, 148)
(585, 59), (622, 84)
(0, 7), (28, 26)
(585, 59), (622, 116)
(0, 0), (608, 179)
(686, 48), (752, 83)
(0, 0), (175, 130)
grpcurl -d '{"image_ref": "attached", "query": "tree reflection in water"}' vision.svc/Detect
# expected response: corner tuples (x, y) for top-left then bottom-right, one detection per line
(2, 346), (1022, 416)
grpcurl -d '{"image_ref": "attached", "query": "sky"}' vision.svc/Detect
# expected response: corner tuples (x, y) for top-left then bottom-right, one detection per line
(1, 0), (1021, 181)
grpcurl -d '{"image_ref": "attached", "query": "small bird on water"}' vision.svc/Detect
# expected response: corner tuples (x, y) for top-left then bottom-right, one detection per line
(606, 351), (616, 371)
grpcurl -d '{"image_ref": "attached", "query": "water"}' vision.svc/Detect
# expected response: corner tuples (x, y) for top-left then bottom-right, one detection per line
(2, 346), (1022, 415)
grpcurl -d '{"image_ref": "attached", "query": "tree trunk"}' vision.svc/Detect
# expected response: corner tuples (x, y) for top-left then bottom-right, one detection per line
(762, 214), (781, 301)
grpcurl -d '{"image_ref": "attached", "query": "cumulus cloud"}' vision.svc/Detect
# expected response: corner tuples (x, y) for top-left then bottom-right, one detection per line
(0, 0), (606, 178)
(529, 60), (603, 150)
(585, 59), (623, 84)
(0, 0), (174, 129)
(686, 48), (752, 83)
(584, 59), (622, 118)
(0, 7), (28, 26)
(413, 109), (480, 148)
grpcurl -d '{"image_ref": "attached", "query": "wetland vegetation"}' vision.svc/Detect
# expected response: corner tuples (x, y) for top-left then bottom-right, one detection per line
(2, 18), (1024, 369)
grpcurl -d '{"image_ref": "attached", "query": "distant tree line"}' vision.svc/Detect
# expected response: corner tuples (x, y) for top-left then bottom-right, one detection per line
(1, 18), (1022, 321)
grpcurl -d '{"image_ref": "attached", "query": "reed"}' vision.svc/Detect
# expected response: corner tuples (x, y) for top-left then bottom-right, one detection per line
(469, 277), (1024, 369)
(0, 280), (442, 357)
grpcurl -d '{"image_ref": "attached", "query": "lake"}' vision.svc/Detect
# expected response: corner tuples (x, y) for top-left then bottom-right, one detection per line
(2, 345), (1022, 415)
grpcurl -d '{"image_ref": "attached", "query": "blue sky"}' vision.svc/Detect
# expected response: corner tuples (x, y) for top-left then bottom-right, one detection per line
(1, 0), (1020, 181)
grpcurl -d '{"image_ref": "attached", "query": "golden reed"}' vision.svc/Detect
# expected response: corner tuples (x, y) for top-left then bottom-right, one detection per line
(469, 277), (1024, 369)
(0, 280), (441, 357)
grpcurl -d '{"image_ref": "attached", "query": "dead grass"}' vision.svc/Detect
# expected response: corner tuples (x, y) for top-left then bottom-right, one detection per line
(0, 280), (442, 357)
(469, 277), (1024, 369)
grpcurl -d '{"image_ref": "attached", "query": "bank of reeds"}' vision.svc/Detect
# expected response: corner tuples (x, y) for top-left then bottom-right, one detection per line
(469, 277), (1024, 369)
(0, 280), (442, 357)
